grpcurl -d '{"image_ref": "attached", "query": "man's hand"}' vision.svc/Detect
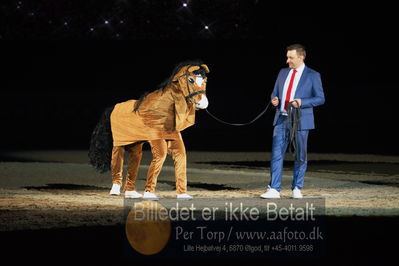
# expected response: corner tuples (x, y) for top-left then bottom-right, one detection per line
(291, 98), (301, 108)
(271, 97), (279, 107)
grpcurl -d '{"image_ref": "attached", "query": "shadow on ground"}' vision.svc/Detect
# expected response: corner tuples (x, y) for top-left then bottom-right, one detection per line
(195, 160), (399, 175)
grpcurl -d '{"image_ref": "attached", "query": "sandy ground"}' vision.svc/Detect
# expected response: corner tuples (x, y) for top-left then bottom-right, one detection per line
(1, 150), (399, 231)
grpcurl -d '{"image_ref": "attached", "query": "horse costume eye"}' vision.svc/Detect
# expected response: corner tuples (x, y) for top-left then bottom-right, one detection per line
(188, 78), (195, 83)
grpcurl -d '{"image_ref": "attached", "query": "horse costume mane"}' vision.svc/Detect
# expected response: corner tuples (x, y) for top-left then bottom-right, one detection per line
(88, 61), (210, 173)
(134, 60), (208, 112)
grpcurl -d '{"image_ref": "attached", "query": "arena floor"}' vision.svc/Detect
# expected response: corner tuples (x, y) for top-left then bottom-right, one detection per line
(1, 150), (398, 263)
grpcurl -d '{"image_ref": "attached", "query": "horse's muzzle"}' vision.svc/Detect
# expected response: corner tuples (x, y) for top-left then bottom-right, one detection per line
(195, 95), (209, 109)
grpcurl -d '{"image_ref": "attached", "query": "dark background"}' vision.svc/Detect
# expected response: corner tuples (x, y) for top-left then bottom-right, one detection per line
(0, 1), (396, 154)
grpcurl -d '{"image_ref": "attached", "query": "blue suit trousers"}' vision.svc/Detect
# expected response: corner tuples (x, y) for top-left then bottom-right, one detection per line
(269, 115), (309, 191)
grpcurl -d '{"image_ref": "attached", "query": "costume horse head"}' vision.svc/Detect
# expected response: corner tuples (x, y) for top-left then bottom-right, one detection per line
(88, 61), (210, 199)
(172, 63), (210, 110)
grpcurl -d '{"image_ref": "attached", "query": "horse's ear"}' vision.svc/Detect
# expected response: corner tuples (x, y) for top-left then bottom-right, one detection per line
(172, 66), (189, 81)
(201, 64), (210, 73)
(188, 66), (200, 73)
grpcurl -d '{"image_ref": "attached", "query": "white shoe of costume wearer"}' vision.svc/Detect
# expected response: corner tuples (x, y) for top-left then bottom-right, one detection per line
(124, 190), (143, 199)
(177, 193), (193, 200)
(142, 191), (159, 201)
(260, 186), (280, 199)
(109, 184), (121, 196)
(292, 187), (303, 199)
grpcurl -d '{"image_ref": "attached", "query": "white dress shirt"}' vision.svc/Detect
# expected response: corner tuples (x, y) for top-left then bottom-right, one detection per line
(280, 63), (305, 114)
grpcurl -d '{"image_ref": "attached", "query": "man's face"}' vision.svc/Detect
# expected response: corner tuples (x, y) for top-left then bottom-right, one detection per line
(286, 50), (304, 69)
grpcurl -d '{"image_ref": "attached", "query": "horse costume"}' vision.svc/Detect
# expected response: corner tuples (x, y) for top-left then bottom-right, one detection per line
(89, 61), (209, 200)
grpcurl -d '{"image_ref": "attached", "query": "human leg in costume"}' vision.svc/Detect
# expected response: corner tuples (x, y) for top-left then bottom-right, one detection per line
(145, 139), (168, 193)
(167, 138), (188, 194)
(144, 138), (191, 199)
(111, 146), (125, 190)
(124, 143), (144, 191)
(110, 142), (143, 197)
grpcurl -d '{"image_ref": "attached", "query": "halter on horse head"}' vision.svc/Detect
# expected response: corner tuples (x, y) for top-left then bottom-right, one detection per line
(172, 64), (209, 110)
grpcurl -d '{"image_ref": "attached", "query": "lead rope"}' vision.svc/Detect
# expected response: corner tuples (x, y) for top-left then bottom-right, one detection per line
(287, 100), (302, 162)
(205, 101), (272, 126)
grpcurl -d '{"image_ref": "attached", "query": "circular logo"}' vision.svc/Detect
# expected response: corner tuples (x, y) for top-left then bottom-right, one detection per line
(125, 200), (171, 255)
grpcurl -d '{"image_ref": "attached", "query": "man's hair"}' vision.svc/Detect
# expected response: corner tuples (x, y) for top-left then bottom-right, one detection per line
(287, 44), (306, 59)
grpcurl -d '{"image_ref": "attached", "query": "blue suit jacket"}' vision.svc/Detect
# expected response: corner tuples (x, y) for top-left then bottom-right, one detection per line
(271, 66), (325, 130)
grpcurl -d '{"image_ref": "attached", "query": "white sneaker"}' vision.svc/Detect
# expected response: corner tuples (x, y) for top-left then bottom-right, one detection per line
(125, 190), (143, 199)
(142, 191), (159, 201)
(177, 193), (193, 200)
(292, 187), (303, 199)
(109, 184), (121, 195)
(260, 186), (280, 199)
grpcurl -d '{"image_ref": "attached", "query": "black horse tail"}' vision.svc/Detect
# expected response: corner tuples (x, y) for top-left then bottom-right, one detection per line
(88, 106), (114, 173)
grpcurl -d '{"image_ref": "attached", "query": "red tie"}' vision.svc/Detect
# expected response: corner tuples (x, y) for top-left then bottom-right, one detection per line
(284, 69), (297, 111)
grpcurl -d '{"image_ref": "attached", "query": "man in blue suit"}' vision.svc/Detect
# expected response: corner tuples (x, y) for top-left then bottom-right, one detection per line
(261, 44), (325, 199)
